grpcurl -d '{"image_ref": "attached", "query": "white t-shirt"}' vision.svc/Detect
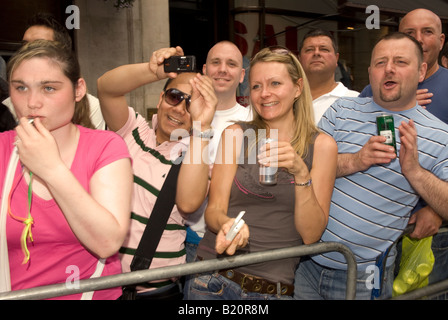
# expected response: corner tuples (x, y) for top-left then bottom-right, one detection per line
(313, 82), (359, 123)
(186, 102), (253, 236)
(209, 103), (253, 162)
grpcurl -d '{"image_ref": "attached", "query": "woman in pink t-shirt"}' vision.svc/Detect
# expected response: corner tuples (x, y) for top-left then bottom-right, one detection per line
(0, 40), (133, 299)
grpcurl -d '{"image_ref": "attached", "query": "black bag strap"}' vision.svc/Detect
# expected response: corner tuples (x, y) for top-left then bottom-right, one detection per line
(130, 162), (182, 271)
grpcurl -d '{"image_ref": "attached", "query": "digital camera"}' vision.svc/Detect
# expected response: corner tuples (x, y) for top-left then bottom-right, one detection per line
(163, 55), (196, 73)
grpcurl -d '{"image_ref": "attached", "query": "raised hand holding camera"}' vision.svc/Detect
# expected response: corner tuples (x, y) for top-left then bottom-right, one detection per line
(164, 55), (196, 73)
(149, 46), (185, 80)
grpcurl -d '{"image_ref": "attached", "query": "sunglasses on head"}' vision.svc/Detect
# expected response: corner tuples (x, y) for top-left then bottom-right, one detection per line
(268, 45), (291, 55)
(164, 88), (191, 112)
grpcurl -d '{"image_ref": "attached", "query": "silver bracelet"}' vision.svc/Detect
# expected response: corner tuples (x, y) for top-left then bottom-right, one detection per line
(295, 178), (312, 187)
(191, 127), (214, 140)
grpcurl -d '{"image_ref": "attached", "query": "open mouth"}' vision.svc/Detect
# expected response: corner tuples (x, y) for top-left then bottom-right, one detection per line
(214, 77), (230, 83)
(262, 101), (279, 107)
(383, 81), (397, 89)
(168, 115), (183, 126)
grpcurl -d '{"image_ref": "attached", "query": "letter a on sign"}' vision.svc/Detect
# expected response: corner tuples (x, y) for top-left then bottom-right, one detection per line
(365, 5), (380, 30)
(66, 5), (80, 30)
(66, 265), (80, 289)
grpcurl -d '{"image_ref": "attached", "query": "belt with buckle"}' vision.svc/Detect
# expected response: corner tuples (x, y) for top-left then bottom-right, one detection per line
(218, 269), (294, 296)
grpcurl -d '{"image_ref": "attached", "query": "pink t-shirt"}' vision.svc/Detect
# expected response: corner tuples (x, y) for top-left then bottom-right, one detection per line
(1, 126), (131, 300)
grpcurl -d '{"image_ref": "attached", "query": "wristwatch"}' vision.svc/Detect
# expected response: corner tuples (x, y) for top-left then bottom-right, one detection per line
(191, 127), (214, 140)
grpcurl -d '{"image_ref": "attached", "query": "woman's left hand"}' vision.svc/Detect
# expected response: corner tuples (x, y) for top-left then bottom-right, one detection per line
(258, 140), (310, 180)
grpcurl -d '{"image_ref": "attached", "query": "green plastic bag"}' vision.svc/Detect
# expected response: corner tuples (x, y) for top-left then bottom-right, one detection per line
(393, 235), (435, 297)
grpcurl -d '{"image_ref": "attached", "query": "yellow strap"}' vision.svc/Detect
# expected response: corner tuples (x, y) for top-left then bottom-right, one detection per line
(20, 217), (34, 264)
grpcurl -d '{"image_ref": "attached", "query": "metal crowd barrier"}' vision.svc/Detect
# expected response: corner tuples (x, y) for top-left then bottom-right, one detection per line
(392, 278), (448, 300)
(0, 242), (357, 300)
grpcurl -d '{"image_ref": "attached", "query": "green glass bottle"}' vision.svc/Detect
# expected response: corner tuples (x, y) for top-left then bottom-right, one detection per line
(376, 114), (397, 154)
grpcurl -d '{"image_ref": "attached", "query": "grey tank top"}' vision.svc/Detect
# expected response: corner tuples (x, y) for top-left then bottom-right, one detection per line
(197, 123), (316, 284)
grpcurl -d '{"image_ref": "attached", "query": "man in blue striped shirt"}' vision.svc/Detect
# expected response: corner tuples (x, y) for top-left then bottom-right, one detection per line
(294, 32), (448, 300)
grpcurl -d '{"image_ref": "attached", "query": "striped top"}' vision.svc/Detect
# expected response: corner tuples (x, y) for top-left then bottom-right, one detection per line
(314, 97), (448, 271)
(118, 107), (187, 290)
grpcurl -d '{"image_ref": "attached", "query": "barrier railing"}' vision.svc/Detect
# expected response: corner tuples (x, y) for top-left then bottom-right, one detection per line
(0, 242), (357, 300)
(392, 278), (448, 300)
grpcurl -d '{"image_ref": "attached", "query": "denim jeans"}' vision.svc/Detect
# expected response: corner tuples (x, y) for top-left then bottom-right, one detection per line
(294, 257), (394, 300)
(428, 231), (448, 299)
(429, 231), (448, 284)
(185, 242), (198, 263)
(184, 272), (293, 300)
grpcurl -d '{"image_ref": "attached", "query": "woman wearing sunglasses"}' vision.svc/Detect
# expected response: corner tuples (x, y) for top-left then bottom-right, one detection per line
(180, 46), (337, 300)
(97, 46), (217, 299)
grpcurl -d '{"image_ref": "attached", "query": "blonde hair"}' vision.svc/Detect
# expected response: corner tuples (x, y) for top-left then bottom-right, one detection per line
(248, 46), (319, 158)
(7, 40), (94, 129)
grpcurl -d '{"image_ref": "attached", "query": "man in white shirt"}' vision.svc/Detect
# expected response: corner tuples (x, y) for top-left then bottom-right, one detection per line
(298, 29), (358, 123)
(202, 41), (252, 161)
(185, 41), (252, 261)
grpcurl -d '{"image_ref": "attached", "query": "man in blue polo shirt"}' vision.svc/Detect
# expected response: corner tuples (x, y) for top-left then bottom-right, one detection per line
(294, 32), (448, 300)
(360, 9), (448, 292)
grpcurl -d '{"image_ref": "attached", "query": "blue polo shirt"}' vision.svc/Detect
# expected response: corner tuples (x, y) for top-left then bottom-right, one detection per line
(314, 96), (448, 270)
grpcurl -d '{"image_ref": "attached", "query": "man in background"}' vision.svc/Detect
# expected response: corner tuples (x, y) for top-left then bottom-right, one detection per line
(184, 40), (252, 262)
(298, 28), (358, 123)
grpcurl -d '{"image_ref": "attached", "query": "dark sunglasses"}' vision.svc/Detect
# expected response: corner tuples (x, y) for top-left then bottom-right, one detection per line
(164, 88), (191, 112)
